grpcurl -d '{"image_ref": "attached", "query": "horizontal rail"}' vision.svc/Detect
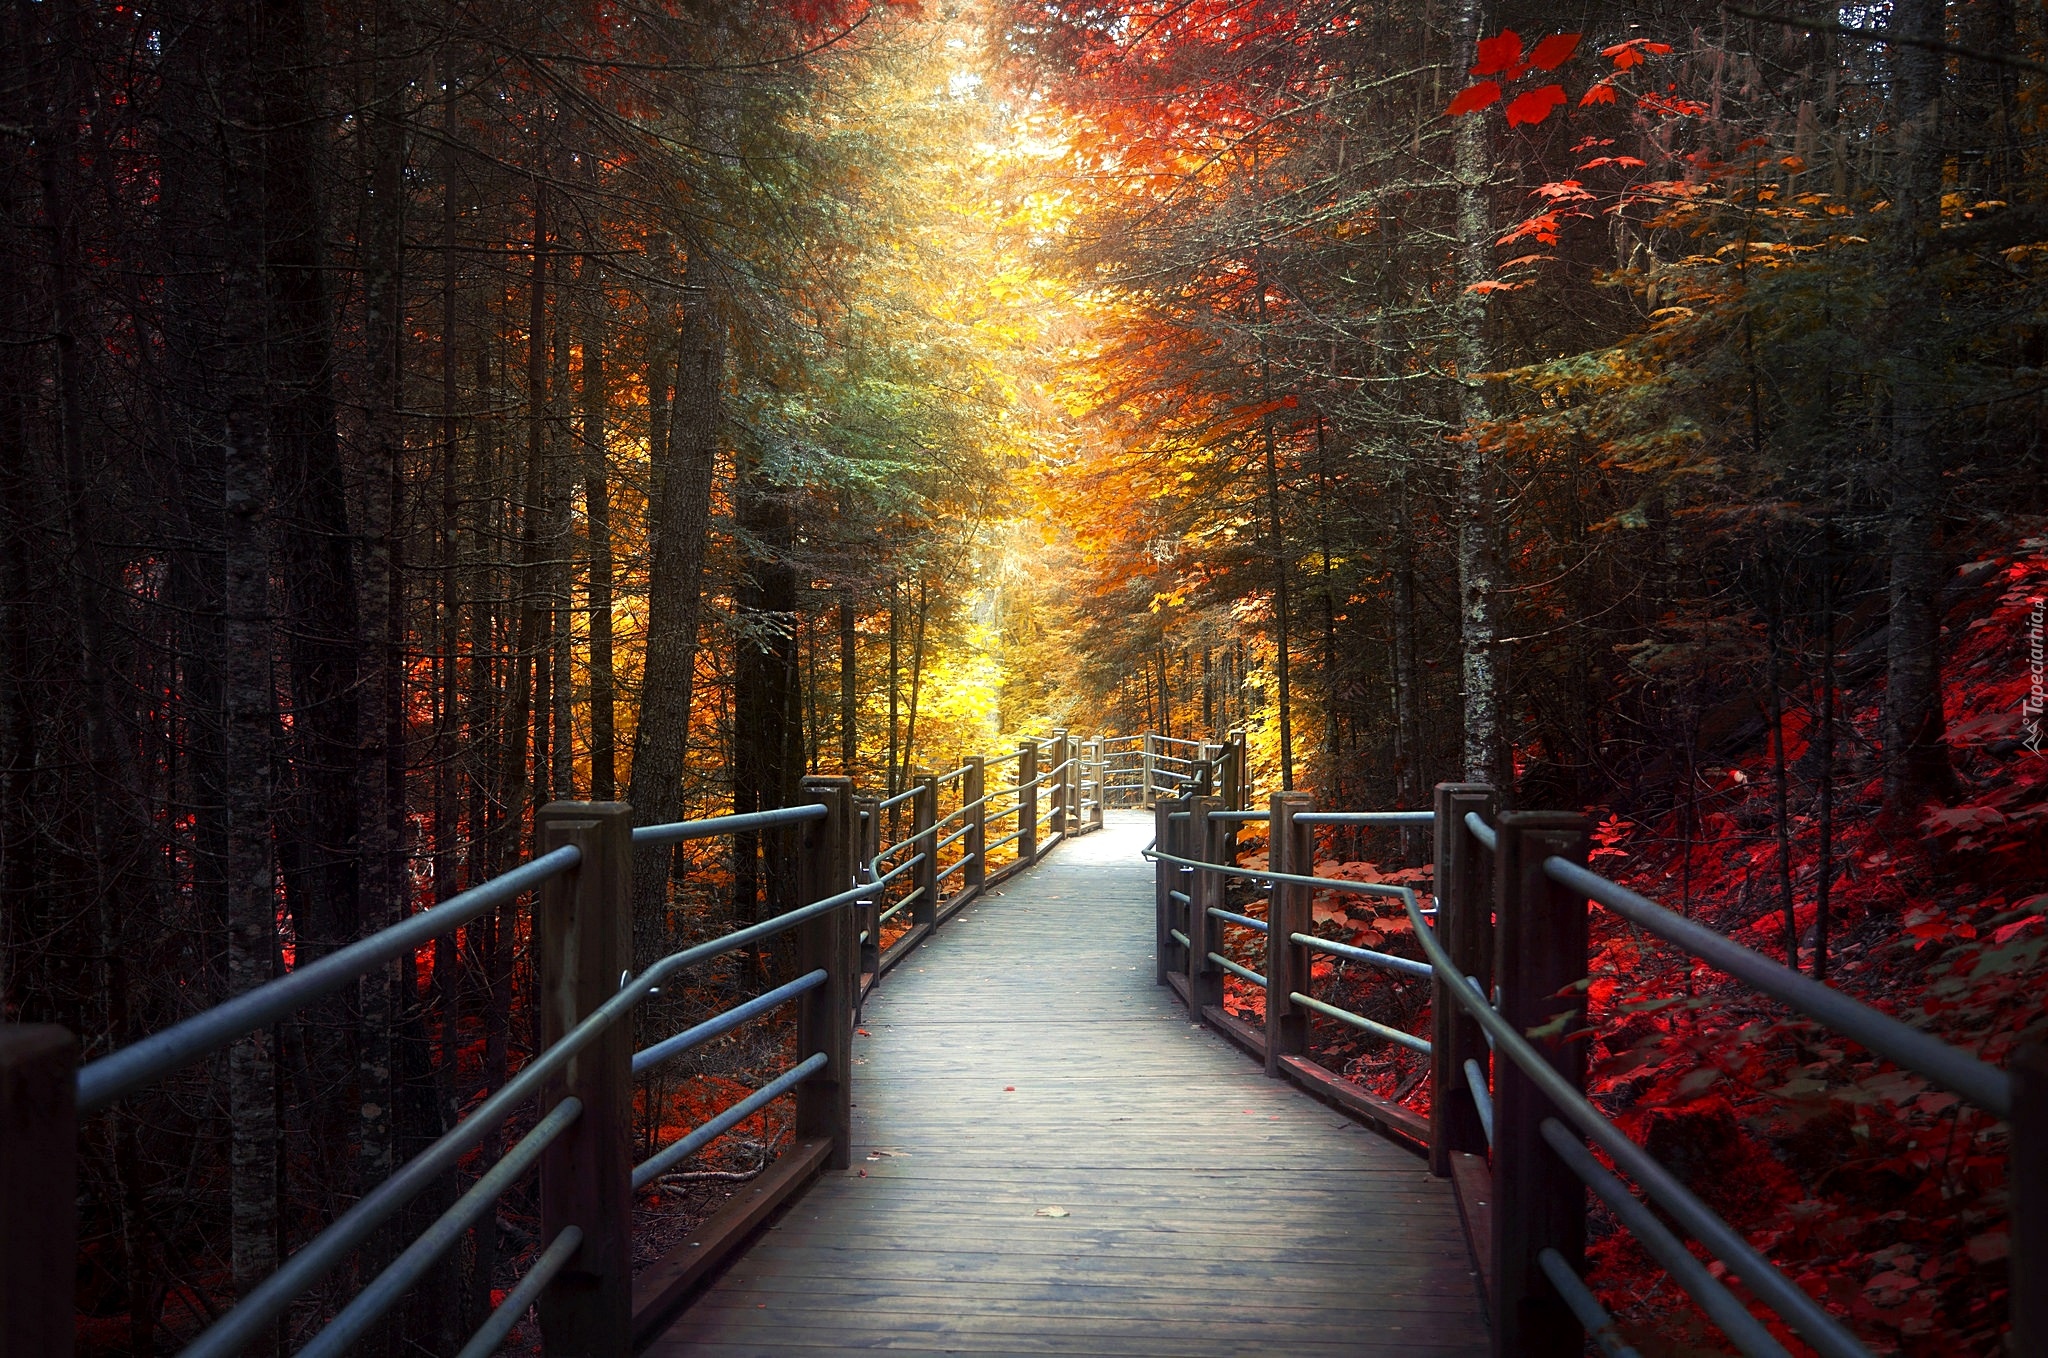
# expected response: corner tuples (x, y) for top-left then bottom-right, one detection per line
(1294, 810), (1434, 827)
(877, 785), (924, 811)
(1169, 928), (1191, 948)
(937, 765), (969, 786)
(936, 856), (970, 884)
(633, 970), (826, 1076)
(1401, 888), (1869, 1358)
(1209, 952), (1266, 987)
(633, 1052), (829, 1189)
(1146, 847), (1411, 905)
(937, 823), (971, 852)
(1168, 890), (1191, 905)
(631, 803), (827, 847)
(936, 796), (986, 828)
(1291, 932), (1433, 979)
(298, 1097), (584, 1358)
(1208, 906), (1268, 933)
(1547, 857), (2010, 1117)
(1464, 1058), (1494, 1145)
(78, 844), (583, 1113)
(451, 1226), (582, 1358)
(1462, 811), (1497, 852)
(1539, 1119), (1786, 1357)
(177, 870), (875, 1358)
(984, 828), (1027, 855)
(1540, 1247), (1645, 1358)
(1288, 991), (1431, 1053)
(1206, 811), (1269, 822)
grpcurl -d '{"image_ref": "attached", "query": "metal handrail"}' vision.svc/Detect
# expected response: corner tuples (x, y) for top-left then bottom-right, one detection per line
(1463, 811), (1497, 851)
(452, 1226), (581, 1358)
(1292, 932), (1432, 979)
(633, 970), (826, 1076)
(1206, 810), (1269, 822)
(632, 803), (828, 847)
(1401, 886), (1870, 1358)
(1207, 905), (1268, 933)
(634, 1052), (828, 1189)
(1547, 856), (2010, 1116)
(177, 871), (878, 1358)
(937, 765), (969, 786)
(878, 784), (924, 812)
(1295, 810), (1434, 827)
(936, 823), (972, 852)
(1209, 953), (1266, 988)
(936, 795), (986, 828)
(1288, 991), (1430, 1054)
(78, 844), (583, 1113)
(985, 827), (1028, 855)
(297, 1098), (585, 1358)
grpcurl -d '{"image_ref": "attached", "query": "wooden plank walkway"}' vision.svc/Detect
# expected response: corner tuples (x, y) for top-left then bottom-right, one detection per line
(649, 811), (1489, 1357)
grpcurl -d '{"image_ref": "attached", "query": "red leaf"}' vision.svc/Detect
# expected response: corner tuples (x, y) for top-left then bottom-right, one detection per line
(1528, 33), (1581, 70)
(1602, 39), (1673, 70)
(1471, 31), (1524, 77)
(1505, 84), (1567, 127)
(1446, 81), (1503, 116)
(1579, 80), (1617, 106)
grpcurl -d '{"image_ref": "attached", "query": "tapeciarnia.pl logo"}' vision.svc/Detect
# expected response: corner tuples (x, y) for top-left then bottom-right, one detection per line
(2026, 597), (2045, 754)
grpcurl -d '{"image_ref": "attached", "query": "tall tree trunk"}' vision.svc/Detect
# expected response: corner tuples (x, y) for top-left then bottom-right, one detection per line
(1454, 0), (1502, 789)
(549, 252), (574, 800)
(839, 590), (857, 775)
(220, 0), (278, 1339)
(901, 577), (929, 776)
(731, 457), (799, 980)
(1881, 0), (1959, 811)
(582, 259), (615, 800)
(627, 297), (721, 951)
(354, 0), (408, 1230)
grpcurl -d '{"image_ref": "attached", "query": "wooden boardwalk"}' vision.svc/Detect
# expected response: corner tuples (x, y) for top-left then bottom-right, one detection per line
(649, 812), (1489, 1357)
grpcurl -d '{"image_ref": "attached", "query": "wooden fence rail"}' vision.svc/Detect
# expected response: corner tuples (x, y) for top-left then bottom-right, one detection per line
(1144, 757), (2046, 1358)
(0, 734), (1103, 1358)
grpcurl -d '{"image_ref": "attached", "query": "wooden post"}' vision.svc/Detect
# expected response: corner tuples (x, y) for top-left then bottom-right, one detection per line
(855, 796), (881, 985)
(1090, 739), (1106, 828)
(536, 801), (635, 1358)
(1186, 796), (1225, 1015)
(795, 777), (855, 1170)
(911, 771), (939, 925)
(1049, 730), (1069, 839)
(1263, 793), (1314, 1076)
(1141, 733), (1157, 805)
(1073, 737), (1089, 835)
(1491, 811), (1591, 1358)
(1018, 741), (1038, 862)
(1431, 783), (1499, 1177)
(1154, 797), (1175, 985)
(0, 1025), (76, 1358)
(964, 756), (987, 888)
(2013, 1044), (2048, 1358)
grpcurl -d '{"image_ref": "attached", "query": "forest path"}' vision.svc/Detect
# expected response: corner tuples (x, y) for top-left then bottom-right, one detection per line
(648, 811), (1488, 1356)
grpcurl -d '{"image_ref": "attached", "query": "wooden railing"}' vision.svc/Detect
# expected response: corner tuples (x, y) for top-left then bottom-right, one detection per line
(1145, 763), (2046, 1358)
(0, 732), (1103, 1358)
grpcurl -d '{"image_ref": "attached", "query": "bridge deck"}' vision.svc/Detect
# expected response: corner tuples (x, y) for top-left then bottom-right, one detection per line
(649, 811), (1489, 1356)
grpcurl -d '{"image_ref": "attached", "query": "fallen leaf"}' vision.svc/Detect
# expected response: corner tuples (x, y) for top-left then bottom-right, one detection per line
(1004, 1085), (1016, 1092)
(1034, 1206), (1069, 1218)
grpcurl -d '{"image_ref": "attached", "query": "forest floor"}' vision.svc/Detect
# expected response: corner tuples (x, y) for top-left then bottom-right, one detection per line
(1213, 533), (2048, 1355)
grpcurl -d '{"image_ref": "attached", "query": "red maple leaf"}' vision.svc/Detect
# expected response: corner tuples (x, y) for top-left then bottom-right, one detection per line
(1505, 84), (1567, 127)
(1602, 38), (1674, 70)
(1527, 33), (1581, 70)
(1471, 31), (1525, 78)
(1446, 81), (1503, 116)
(1579, 80), (1618, 106)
